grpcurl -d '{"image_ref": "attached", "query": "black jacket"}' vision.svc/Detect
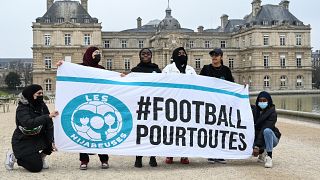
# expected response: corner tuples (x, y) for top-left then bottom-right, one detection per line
(12, 94), (53, 158)
(200, 64), (234, 82)
(251, 105), (281, 148)
(131, 62), (161, 73)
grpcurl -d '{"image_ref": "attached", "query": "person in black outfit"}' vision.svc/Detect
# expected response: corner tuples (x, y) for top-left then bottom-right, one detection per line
(200, 48), (233, 164)
(131, 48), (161, 73)
(131, 48), (160, 168)
(5, 84), (59, 172)
(200, 48), (234, 82)
(251, 91), (281, 168)
(56, 47), (109, 170)
(78, 46), (109, 170)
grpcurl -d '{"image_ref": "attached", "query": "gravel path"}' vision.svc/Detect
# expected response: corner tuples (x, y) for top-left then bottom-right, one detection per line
(1, 104), (319, 180)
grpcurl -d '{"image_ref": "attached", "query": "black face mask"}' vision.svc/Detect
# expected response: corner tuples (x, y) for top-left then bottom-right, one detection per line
(93, 54), (101, 63)
(34, 96), (44, 106)
(177, 56), (187, 65)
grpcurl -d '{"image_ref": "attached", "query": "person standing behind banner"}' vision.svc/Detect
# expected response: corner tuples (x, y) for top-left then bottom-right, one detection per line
(5, 84), (59, 172)
(162, 47), (196, 164)
(57, 46), (109, 170)
(130, 48), (161, 168)
(199, 48), (234, 164)
(251, 91), (281, 168)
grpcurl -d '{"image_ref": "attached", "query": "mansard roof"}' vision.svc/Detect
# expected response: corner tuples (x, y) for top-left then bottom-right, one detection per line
(245, 4), (303, 25)
(36, 1), (98, 24)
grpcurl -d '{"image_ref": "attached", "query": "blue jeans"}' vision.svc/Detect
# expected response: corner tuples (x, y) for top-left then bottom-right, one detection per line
(263, 128), (279, 152)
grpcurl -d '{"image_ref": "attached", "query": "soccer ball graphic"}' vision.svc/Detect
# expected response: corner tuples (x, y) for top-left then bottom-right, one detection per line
(71, 100), (122, 141)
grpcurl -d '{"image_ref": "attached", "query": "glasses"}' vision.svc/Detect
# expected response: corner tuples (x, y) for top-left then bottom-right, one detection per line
(93, 50), (101, 54)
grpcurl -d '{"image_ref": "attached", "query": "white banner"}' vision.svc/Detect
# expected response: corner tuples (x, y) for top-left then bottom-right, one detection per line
(55, 62), (254, 159)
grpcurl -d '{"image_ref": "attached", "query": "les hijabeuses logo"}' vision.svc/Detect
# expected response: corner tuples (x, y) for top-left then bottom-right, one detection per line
(61, 93), (133, 148)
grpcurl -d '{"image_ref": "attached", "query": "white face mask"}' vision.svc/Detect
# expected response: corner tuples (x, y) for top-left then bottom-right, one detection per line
(258, 102), (268, 109)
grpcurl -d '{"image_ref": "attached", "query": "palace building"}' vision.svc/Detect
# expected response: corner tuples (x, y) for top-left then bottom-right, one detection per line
(32, 0), (312, 94)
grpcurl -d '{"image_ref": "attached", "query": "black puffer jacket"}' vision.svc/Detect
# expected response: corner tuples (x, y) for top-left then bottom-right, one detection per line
(12, 94), (53, 158)
(252, 105), (281, 148)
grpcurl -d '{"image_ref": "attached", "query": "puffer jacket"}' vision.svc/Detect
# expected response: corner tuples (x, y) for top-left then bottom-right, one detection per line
(252, 105), (281, 148)
(11, 93), (53, 158)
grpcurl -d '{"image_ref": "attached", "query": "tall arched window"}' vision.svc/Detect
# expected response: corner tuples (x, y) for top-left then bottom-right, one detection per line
(280, 75), (287, 87)
(264, 75), (270, 87)
(296, 75), (303, 87)
(45, 79), (52, 91)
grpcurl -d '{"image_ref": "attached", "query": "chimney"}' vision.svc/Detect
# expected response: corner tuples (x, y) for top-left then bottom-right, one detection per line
(251, 0), (262, 17)
(279, 0), (289, 10)
(221, 14), (229, 29)
(47, 0), (54, 10)
(137, 17), (142, 28)
(81, 0), (88, 11)
(197, 26), (204, 33)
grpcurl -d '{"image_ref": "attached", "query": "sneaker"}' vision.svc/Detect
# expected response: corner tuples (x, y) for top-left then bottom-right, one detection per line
(42, 156), (49, 169)
(5, 150), (15, 170)
(180, 157), (189, 164)
(214, 159), (227, 164)
(165, 157), (173, 164)
(80, 161), (88, 170)
(149, 157), (157, 167)
(101, 161), (109, 169)
(265, 156), (273, 168)
(207, 158), (215, 164)
(257, 151), (266, 163)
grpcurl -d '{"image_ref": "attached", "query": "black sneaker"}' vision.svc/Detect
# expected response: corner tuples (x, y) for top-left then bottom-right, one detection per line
(207, 158), (215, 164)
(149, 156), (157, 167)
(214, 159), (227, 164)
(134, 156), (142, 168)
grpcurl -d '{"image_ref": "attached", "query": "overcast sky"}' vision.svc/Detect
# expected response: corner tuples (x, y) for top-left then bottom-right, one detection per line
(0, 0), (319, 58)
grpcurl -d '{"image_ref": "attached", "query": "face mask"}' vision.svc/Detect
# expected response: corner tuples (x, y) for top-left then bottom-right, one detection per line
(34, 96), (44, 105)
(258, 102), (268, 109)
(93, 54), (101, 63)
(177, 56), (187, 65)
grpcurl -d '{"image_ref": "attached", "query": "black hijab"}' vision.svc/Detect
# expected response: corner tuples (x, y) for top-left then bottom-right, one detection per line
(172, 47), (188, 73)
(22, 84), (43, 107)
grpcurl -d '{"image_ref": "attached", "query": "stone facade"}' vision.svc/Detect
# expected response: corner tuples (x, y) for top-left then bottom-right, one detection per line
(32, 0), (312, 94)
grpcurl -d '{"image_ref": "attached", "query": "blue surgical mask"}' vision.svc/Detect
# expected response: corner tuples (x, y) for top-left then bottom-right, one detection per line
(258, 102), (268, 109)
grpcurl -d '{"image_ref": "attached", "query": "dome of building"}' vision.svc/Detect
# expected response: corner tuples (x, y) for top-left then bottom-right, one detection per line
(158, 7), (181, 31)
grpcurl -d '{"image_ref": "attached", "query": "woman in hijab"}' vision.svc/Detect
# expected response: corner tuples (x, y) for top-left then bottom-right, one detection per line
(130, 48), (160, 168)
(57, 46), (109, 170)
(162, 47), (196, 75)
(5, 84), (59, 172)
(131, 48), (161, 73)
(162, 47), (196, 165)
(78, 46), (109, 170)
(251, 91), (281, 168)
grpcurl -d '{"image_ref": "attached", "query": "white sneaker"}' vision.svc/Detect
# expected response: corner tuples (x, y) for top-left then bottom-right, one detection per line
(257, 151), (266, 163)
(101, 162), (109, 169)
(265, 156), (273, 168)
(5, 150), (16, 170)
(42, 155), (49, 169)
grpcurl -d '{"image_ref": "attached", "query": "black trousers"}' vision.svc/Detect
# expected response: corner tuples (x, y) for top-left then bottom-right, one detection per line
(79, 153), (109, 162)
(17, 148), (52, 173)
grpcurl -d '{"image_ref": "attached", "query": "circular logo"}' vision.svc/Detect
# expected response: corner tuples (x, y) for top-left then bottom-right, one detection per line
(61, 93), (132, 148)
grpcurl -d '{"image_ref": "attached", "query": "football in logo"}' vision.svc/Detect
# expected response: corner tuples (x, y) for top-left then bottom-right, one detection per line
(61, 93), (132, 148)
